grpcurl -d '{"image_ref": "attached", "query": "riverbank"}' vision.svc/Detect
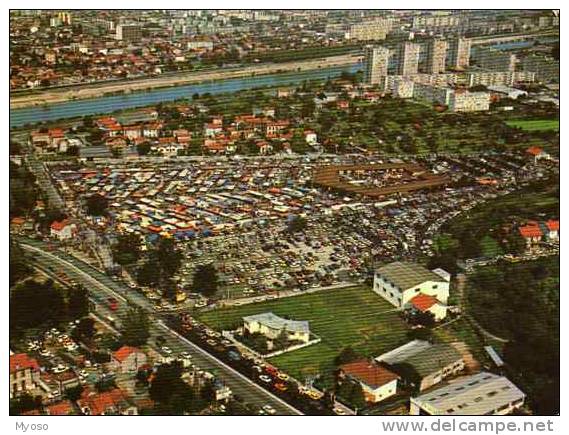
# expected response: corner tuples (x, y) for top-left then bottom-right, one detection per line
(10, 63), (362, 128)
(10, 53), (362, 110)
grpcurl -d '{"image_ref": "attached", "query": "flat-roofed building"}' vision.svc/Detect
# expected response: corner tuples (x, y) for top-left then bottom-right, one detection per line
(348, 18), (394, 41)
(474, 47), (517, 72)
(425, 38), (448, 74)
(413, 83), (453, 106)
(449, 91), (490, 112)
(447, 38), (471, 70)
(397, 42), (420, 76)
(364, 46), (391, 85)
(410, 372), (525, 415)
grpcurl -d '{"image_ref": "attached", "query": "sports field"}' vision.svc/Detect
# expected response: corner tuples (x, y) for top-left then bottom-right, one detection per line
(505, 119), (559, 131)
(198, 286), (410, 384)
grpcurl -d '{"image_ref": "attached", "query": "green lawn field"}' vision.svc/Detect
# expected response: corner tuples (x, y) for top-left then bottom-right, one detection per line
(198, 286), (410, 384)
(505, 119), (559, 132)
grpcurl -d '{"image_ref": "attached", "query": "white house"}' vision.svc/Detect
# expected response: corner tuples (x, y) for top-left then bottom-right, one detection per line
(111, 346), (147, 373)
(243, 312), (309, 343)
(339, 359), (399, 403)
(373, 262), (450, 318)
(304, 130), (318, 145)
(50, 219), (77, 240)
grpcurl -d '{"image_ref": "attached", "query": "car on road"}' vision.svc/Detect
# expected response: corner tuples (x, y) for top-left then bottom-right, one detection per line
(161, 346), (173, 355)
(274, 382), (288, 392)
(259, 375), (272, 383)
(277, 373), (289, 381)
(262, 405), (277, 415)
(333, 407), (347, 415)
(180, 352), (192, 360)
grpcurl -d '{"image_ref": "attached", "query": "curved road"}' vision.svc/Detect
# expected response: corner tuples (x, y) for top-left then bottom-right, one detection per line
(20, 239), (302, 415)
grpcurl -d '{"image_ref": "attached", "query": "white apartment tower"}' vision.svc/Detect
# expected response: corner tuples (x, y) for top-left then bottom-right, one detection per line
(447, 38), (471, 69)
(396, 42), (420, 76)
(364, 46), (390, 85)
(425, 38), (448, 74)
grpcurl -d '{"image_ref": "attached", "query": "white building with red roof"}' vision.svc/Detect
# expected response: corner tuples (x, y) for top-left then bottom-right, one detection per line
(111, 346), (147, 373)
(339, 359), (399, 403)
(50, 219), (77, 240)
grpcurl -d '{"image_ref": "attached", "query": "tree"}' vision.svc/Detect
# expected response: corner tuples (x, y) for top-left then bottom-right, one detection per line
(113, 233), (142, 266)
(10, 242), (31, 287)
(73, 317), (96, 343)
(65, 385), (83, 401)
(334, 346), (359, 366)
(120, 307), (150, 346)
(137, 260), (160, 287)
(9, 393), (42, 415)
(136, 142), (152, 156)
(192, 263), (219, 297)
(66, 145), (80, 156)
(85, 193), (108, 216)
(10, 279), (66, 332)
(67, 285), (90, 320)
(149, 362), (197, 414)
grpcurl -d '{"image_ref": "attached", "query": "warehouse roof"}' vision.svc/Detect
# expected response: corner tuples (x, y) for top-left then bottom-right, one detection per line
(376, 262), (446, 290)
(411, 372), (525, 415)
(376, 340), (462, 378)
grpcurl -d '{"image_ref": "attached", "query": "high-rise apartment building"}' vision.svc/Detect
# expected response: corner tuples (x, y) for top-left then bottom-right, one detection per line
(447, 38), (471, 70)
(364, 46), (390, 85)
(396, 42), (420, 76)
(425, 38), (448, 74)
(115, 24), (142, 42)
(348, 18), (394, 41)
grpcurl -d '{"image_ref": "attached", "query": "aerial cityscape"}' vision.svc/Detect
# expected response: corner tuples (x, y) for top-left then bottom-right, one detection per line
(9, 9), (559, 417)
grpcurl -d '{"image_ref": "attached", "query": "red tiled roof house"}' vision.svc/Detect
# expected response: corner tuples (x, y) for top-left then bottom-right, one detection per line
(10, 354), (40, 399)
(339, 359), (399, 403)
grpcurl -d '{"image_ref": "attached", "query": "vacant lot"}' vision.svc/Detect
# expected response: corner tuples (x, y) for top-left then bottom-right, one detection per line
(505, 119), (559, 131)
(198, 286), (410, 384)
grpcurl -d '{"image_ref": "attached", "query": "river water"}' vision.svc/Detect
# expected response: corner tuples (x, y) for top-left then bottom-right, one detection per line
(10, 64), (361, 128)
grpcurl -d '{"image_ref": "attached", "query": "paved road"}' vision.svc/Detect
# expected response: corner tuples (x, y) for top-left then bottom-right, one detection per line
(20, 240), (302, 415)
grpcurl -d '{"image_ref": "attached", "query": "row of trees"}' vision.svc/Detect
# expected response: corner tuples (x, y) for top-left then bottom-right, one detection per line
(468, 257), (559, 414)
(10, 279), (89, 334)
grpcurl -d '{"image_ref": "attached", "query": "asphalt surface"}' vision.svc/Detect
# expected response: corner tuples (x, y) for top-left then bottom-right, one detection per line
(20, 238), (302, 415)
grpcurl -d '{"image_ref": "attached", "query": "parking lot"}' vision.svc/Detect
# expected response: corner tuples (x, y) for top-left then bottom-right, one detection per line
(43, 151), (558, 308)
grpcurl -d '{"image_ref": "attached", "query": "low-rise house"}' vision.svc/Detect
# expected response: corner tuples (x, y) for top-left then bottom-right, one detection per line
(46, 400), (76, 415)
(50, 219), (77, 240)
(78, 388), (138, 416)
(373, 262), (450, 319)
(410, 372), (525, 415)
(519, 221), (543, 248)
(304, 130), (318, 145)
(243, 312), (309, 343)
(526, 146), (550, 162)
(10, 353), (41, 399)
(339, 359), (400, 403)
(376, 340), (464, 391)
(545, 219), (559, 242)
(111, 346), (147, 373)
